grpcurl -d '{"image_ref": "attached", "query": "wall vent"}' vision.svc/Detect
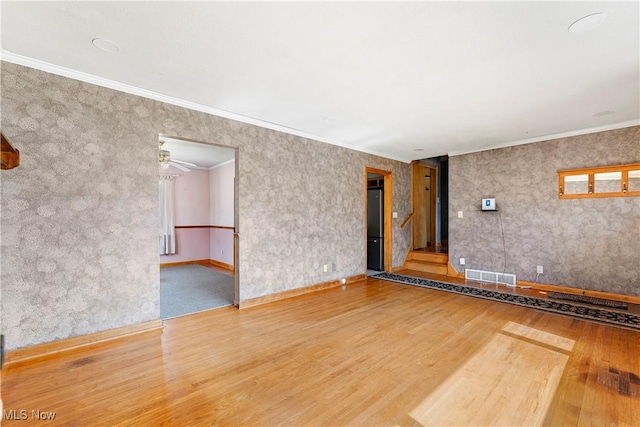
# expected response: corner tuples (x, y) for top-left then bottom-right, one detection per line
(465, 269), (516, 287)
(496, 273), (517, 287)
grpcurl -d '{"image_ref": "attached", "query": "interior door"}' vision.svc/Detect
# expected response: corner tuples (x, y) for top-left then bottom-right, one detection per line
(412, 162), (428, 249)
(412, 162), (437, 249)
(425, 176), (431, 246)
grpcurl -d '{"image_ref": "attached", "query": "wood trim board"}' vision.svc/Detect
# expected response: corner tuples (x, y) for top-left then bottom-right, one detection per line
(160, 259), (210, 268)
(5, 320), (163, 367)
(447, 262), (465, 278)
(160, 259), (235, 272)
(208, 259), (234, 272)
(239, 274), (367, 309)
(519, 280), (640, 305)
(174, 225), (235, 230)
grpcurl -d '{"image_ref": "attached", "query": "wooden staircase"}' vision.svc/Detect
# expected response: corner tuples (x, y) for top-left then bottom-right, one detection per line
(405, 250), (449, 275)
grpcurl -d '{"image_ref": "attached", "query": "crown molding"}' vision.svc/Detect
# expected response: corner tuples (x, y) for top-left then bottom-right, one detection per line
(3, 51), (635, 164)
(209, 158), (235, 170)
(0, 50), (410, 163)
(448, 119), (640, 157)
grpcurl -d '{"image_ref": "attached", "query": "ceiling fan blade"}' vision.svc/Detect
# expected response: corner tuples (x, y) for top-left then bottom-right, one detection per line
(170, 158), (198, 168)
(168, 161), (190, 172)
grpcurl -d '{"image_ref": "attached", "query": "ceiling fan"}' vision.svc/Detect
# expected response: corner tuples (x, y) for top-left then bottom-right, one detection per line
(158, 140), (198, 172)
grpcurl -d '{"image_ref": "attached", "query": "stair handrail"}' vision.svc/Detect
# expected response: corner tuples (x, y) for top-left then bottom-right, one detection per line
(400, 211), (415, 229)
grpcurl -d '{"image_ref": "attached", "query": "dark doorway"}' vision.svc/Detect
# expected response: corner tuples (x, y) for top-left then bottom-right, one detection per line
(367, 173), (384, 271)
(364, 167), (392, 275)
(412, 156), (448, 252)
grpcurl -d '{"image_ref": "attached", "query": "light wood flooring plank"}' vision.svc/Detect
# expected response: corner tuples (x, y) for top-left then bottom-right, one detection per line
(2, 277), (639, 426)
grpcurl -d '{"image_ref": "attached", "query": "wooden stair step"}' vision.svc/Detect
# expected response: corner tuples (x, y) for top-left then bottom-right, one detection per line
(405, 260), (449, 275)
(409, 251), (449, 264)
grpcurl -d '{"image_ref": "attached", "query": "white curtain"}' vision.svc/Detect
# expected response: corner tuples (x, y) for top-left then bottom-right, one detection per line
(159, 175), (176, 255)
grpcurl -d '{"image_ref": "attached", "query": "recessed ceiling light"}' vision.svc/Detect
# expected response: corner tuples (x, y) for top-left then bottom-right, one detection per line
(414, 148), (424, 152)
(92, 38), (120, 53)
(568, 13), (608, 34)
(593, 110), (616, 117)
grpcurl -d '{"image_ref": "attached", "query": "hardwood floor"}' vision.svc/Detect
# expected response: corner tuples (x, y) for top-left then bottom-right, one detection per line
(2, 276), (639, 426)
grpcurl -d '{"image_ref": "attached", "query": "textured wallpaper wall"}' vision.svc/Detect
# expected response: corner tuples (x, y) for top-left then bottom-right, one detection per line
(449, 126), (640, 296)
(1, 65), (161, 351)
(209, 160), (234, 226)
(160, 167), (211, 263)
(0, 63), (411, 350)
(165, 228), (210, 263)
(172, 167), (210, 225)
(209, 161), (235, 265)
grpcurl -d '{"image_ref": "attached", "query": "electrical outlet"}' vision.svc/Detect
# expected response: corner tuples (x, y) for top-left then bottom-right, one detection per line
(323, 264), (328, 273)
(458, 210), (463, 218)
(460, 258), (466, 265)
(537, 265), (544, 274)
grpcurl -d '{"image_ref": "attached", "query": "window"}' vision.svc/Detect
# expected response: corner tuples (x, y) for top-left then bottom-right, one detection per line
(558, 163), (640, 199)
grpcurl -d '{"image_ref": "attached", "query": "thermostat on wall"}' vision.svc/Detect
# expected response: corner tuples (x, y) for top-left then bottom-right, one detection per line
(482, 198), (496, 211)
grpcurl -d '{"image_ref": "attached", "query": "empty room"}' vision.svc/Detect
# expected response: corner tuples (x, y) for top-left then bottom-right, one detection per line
(1, 2), (638, 426)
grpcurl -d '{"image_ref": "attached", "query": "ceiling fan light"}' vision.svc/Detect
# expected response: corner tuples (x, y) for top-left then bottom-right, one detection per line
(161, 162), (170, 169)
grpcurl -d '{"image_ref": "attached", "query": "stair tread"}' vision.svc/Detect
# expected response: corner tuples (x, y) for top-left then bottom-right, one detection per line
(405, 251), (450, 275)
(406, 266), (448, 272)
(407, 257), (449, 264)
(407, 260), (447, 265)
(409, 251), (449, 262)
(407, 259), (448, 267)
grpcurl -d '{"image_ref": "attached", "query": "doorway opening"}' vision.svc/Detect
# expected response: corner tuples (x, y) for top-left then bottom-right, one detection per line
(411, 156), (448, 254)
(365, 167), (392, 276)
(158, 134), (239, 319)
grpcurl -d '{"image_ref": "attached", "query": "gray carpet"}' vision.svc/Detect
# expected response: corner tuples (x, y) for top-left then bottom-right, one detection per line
(160, 265), (234, 319)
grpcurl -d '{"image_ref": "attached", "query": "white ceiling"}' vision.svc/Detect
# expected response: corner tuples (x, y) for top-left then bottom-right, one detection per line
(161, 136), (235, 170)
(1, 2), (638, 163)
